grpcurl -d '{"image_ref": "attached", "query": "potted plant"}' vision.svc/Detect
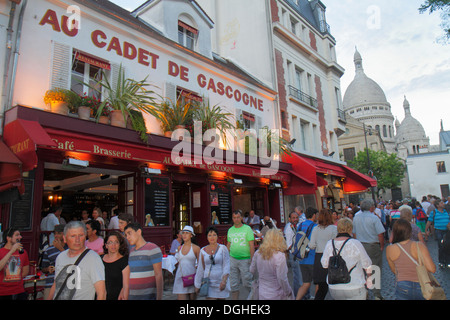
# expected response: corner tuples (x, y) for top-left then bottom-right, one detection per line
(190, 100), (235, 147)
(77, 94), (102, 120)
(148, 97), (196, 138)
(44, 88), (71, 115)
(87, 65), (157, 142)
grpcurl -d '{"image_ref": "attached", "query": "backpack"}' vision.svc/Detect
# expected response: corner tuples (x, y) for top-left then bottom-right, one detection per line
(415, 208), (427, 221)
(292, 222), (314, 261)
(327, 238), (356, 285)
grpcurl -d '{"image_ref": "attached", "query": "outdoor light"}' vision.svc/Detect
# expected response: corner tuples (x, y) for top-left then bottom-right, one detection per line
(63, 157), (89, 168)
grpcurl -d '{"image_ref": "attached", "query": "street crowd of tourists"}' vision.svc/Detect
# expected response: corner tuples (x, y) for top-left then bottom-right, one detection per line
(1, 194), (449, 300)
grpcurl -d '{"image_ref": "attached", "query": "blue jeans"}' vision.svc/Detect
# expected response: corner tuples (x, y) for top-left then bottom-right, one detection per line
(288, 252), (302, 295)
(395, 281), (424, 300)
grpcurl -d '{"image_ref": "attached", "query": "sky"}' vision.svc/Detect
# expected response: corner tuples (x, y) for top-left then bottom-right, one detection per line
(110, 0), (449, 145)
(324, 0), (450, 145)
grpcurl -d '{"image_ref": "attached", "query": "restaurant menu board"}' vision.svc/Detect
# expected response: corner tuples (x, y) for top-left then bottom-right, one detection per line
(144, 177), (170, 226)
(210, 184), (232, 225)
(9, 179), (34, 230)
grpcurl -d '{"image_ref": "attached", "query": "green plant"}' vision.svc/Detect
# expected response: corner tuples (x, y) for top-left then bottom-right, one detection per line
(87, 64), (158, 142)
(149, 97), (196, 133)
(189, 100), (235, 146)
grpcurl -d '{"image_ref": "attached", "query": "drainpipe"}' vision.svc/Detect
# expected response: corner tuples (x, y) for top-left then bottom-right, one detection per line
(6, 0), (28, 113)
(1, 1), (18, 135)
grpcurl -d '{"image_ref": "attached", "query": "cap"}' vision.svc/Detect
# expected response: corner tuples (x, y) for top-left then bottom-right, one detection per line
(182, 225), (195, 236)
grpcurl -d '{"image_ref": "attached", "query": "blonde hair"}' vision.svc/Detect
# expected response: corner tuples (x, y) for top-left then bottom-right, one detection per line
(337, 217), (353, 234)
(258, 229), (287, 260)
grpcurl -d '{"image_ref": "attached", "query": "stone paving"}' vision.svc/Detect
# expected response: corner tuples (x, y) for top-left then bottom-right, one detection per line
(162, 237), (450, 300)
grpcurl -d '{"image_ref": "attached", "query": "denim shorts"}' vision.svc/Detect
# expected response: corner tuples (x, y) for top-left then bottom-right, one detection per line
(395, 281), (424, 300)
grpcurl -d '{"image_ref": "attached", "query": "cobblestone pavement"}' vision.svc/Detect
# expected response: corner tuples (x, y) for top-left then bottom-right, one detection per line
(162, 237), (450, 300)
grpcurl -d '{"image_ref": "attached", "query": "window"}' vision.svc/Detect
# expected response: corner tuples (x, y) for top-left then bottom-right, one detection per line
(383, 125), (387, 137)
(437, 161), (447, 173)
(441, 184), (450, 199)
(294, 68), (303, 91)
(290, 17), (298, 34)
(343, 147), (356, 162)
(178, 20), (197, 50)
(300, 120), (309, 151)
(176, 87), (202, 105)
(71, 51), (109, 100)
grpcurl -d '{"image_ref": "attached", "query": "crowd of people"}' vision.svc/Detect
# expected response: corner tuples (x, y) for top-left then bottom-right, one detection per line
(0, 194), (449, 300)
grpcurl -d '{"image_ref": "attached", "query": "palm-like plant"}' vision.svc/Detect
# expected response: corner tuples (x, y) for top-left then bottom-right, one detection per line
(191, 100), (235, 146)
(87, 64), (158, 142)
(148, 97), (196, 133)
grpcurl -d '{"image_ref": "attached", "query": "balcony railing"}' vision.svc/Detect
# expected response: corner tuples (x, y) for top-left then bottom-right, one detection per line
(288, 85), (318, 109)
(337, 108), (346, 122)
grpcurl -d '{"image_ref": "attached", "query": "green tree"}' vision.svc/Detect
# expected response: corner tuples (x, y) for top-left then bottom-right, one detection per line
(348, 149), (406, 196)
(419, 0), (450, 42)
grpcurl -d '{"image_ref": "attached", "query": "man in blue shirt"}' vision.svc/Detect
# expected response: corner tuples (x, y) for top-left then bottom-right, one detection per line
(426, 198), (450, 267)
(295, 207), (317, 300)
(353, 199), (385, 300)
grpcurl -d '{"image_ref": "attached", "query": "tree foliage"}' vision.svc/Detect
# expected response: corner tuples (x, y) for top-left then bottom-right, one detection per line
(419, 0), (450, 42)
(348, 149), (406, 194)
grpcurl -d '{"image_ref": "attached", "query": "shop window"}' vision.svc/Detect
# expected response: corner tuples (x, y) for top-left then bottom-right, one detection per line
(71, 50), (111, 100)
(178, 20), (197, 50)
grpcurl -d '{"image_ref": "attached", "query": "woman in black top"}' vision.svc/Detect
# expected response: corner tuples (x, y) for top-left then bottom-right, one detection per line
(102, 231), (130, 300)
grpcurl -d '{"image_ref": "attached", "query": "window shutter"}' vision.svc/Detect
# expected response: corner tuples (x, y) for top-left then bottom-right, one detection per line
(50, 41), (71, 90)
(164, 82), (177, 102)
(109, 62), (121, 92)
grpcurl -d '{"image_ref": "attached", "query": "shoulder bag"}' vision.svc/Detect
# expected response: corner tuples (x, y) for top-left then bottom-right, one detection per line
(396, 242), (446, 300)
(54, 249), (90, 300)
(198, 245), (220, 297)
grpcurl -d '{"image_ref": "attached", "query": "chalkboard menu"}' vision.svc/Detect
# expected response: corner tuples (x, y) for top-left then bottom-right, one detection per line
(9, 179), (34, 230)
(144, 177), (170, 226)
(210, 184), (232, 225)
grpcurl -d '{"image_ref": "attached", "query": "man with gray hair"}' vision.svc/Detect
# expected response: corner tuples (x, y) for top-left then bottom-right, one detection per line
(352, 199), (385, 300)
(295, 206), (306, 223)
(47, 221), (105, 300)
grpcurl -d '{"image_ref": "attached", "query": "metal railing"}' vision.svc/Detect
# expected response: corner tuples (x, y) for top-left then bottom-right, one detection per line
(288, 85), (318, 109)
(337, 108), (346, 121)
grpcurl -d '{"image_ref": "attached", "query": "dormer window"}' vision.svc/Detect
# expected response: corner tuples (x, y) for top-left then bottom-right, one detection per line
(178, 20), (198, 50)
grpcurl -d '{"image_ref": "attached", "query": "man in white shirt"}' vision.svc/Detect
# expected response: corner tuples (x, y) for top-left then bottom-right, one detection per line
(283, 211), (301, 295)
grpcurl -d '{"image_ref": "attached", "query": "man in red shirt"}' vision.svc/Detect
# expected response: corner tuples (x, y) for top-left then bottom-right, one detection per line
(0, 228), (30, 300)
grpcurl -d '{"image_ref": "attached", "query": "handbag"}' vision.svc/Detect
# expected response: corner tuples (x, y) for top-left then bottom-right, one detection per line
(198, 245), (220, 297)
(178, 245), (195, 287)
(397, 242), (446, 300)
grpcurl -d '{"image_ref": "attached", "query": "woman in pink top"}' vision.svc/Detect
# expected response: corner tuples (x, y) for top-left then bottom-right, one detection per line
(85, 220), (104, 255)
(250, 229), (294, 300)
(386, 219), (435, 300)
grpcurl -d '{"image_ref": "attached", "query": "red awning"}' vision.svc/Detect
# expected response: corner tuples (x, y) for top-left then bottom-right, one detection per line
(282, 153), (317, 194)
(3, 119), (57, 171)
(0, 139), (24, 194)
(342, 165), (377, 194)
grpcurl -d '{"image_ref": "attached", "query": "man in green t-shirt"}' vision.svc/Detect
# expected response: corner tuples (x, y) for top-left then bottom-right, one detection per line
(227, 210), (255, 300)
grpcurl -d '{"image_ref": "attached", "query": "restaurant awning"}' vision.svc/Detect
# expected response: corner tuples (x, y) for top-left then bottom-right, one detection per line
(283, 152), (377, 195)
(341, 165), (377, 194)
(3, 119), (57, 171)
(0, 139), (24, 194)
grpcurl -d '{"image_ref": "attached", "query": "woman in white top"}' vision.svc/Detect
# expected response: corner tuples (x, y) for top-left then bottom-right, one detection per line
(173, 226), (200, 300)
(309, 208), (337, 300)
(321, 218), (372, 300)
(195, 226), (230, 299)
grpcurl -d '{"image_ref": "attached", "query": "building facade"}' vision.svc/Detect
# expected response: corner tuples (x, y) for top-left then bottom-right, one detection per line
(0, 0), (375, 259)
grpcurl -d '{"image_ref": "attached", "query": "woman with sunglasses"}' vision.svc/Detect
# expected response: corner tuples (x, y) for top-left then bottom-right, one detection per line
(194, 226), (230, 300)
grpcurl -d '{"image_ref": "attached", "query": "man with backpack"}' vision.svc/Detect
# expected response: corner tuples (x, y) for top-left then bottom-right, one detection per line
(295, 207), (317, 300)
(413, 201), (428, 240)
(352, 199), (385, 300)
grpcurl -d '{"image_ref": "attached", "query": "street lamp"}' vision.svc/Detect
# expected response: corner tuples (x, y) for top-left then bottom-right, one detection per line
(363, 123), (377, 204)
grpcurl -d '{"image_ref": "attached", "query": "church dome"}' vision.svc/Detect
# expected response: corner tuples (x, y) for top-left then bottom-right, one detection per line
(395, 96), (428, 142)
(343, 49), (389, 110)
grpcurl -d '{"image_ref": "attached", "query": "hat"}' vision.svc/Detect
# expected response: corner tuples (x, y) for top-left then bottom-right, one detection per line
(182, 225), (195, 236)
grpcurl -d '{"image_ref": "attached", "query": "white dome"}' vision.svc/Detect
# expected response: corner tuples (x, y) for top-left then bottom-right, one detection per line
(395, 97), (428, 143)
(343, 49), (389, 110)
